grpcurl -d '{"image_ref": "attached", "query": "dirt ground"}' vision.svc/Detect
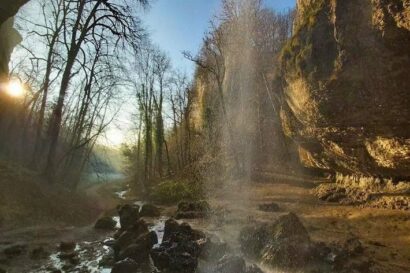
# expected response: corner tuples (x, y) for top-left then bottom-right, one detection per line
(0, 174), (409, 273)
(190, 174), (410, 273)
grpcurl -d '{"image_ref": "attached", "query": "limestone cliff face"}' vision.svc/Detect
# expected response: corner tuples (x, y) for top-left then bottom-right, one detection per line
(0, 0), (28, 82)
(280, 0), (410, 179)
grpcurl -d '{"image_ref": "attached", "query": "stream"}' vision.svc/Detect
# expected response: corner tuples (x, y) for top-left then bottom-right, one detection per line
(30, 213), (167, 273)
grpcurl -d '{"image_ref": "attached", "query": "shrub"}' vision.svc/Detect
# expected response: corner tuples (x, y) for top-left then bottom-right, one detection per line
(150, 179), (204, 205)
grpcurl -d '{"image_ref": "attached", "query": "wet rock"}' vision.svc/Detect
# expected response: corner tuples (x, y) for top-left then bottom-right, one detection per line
(114, 219), (151, 258)
(58, 251), (77, 260)
(368, 240), (386, 247)
(58, 250), (80, 265)
(151, 246), (198, 273)
(117, 204), (140, 230)
(261, 213), (312, 268)
(76, 266), (91, 273)
(30, 246), (49, 259)
(94, 216), (117, 230)
(62, 263), (75, 271)
(99, 253), (115, 267)
(118, 231), (158, 262)
(343, 237), (364, 256)
(315, 184), (347, 203)
(258, 202), (280, 212)
(45, 265), (60, 272)
(3, 243), (27, 257)
(113, 229), (124, 239)
(310, 242), (332, 262)
(240, 213), (312, 268)
(59, 241), (76, 252)
(200, 233), (228, 261)
(215, 255), (246, 273)
(176, 211), (207, 219)
(175, 200), (210, 219)
(103, 238), (116, 248)
(239, 224), (270, 259)
(151, 219), (206, 273)
(111, 258), (139, 273)
(348, 259), (374, 273)
(163, 218), (180, 242)
(162, 219), (205, 243)
(246, 264), (264, 273)
(140, 204), (161, 217)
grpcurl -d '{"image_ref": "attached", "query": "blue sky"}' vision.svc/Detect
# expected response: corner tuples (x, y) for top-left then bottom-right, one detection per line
(142, 0), (296, 75)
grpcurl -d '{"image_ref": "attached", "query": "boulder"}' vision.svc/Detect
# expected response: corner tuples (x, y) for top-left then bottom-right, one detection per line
(200, 233), (228, 261)
(315, 184), (347, 203)
(215, 255), (246, 273)
(240, 213), (313, 268)
(151, 245), (198, 273)
(99, 253), (115, 267)
(117, 204), (140, 230)
(239, 224), (270, 259)
(113, 229), (124, 239)
(258, 203), (280, 212)
(103, 239), (116, 248)
(118, 231), (158, 262)
(176, 211), (206, 219)
(261, 213), (312, 268)
(111, 258), (139, 273)
(30, 246), (49, 259)
(343, 237), (364, 256)
(246, 264), (264, 273)
(94, 216), (117, 230)
(3, 243), (27, 257)
(178, 200), (210, 212)
(151, 219), (206, 273)
(59, 241), (76, 252)
(113, 219), (150, 257)
(45, 266), (62, 273)
(139, 204), (161, 217)
(175, 200), (210, 219)
(163, 218), (180, 242)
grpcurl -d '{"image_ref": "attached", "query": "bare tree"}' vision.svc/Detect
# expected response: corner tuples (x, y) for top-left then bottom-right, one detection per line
(45, 0), (147, 181)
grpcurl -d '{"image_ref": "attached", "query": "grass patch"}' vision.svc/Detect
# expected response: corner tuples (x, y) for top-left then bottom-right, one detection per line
(150, 179), (204, 205)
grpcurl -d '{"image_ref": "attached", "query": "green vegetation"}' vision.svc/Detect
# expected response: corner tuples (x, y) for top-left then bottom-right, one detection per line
(150, 179), (204, 205)
(280, 0), (325, 79)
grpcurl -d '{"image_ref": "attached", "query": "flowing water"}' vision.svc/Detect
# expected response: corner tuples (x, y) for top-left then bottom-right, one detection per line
(30, 212), (167, 273)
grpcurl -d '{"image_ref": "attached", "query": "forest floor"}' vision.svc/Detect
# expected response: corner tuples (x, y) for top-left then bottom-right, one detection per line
(0, 170), (409, 273)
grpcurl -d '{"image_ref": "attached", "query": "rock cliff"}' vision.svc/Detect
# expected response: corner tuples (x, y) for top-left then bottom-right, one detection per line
(0, 0), (28, 83)
(280, 0), (410, 186)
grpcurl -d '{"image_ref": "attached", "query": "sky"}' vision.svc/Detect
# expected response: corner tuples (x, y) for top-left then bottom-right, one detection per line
(105, 0), (296, 147)
(141, 0), (296, 75)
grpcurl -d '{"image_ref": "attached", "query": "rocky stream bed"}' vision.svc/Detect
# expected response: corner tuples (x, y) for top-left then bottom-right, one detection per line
(0, 198), (383, 273)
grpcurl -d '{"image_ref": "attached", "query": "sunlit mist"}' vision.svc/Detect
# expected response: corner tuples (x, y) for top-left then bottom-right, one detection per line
(6, 80), (25, 98)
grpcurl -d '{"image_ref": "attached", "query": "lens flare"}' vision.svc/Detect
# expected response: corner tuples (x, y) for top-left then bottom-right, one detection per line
(6, 80), (25, 98)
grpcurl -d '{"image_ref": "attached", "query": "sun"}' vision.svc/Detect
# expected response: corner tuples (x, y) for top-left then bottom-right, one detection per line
(6, 80), (25, 98)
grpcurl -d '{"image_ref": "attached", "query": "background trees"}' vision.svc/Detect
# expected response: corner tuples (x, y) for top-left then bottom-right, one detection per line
(0, 0), (148, 188)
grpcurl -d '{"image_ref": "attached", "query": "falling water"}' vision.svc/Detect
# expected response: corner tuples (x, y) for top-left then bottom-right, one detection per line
(217, 0), (260, 221)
